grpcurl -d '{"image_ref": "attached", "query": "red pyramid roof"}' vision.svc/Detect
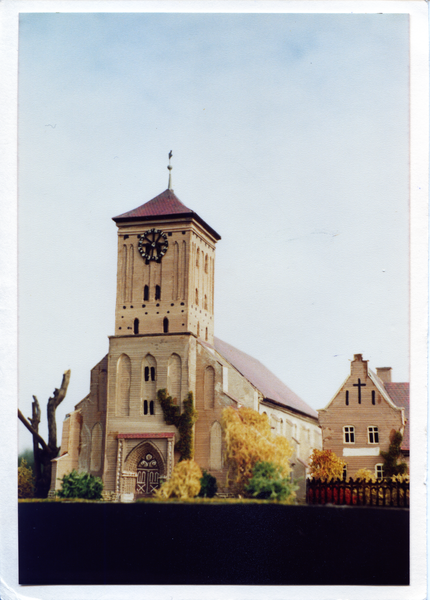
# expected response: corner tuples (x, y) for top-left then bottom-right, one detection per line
(113, 189), (221, 240)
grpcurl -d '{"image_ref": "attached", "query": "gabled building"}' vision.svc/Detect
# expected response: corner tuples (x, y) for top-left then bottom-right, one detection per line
(318, 354), (409, 479)
(50, 170), (321, 500)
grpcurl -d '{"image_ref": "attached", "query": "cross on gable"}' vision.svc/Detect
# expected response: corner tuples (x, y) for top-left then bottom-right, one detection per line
(353, 378), (366, 403)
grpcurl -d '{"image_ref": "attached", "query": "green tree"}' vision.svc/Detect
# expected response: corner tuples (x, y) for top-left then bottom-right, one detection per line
(57, 470), (103, 500)
(380, 431), (408, 477)
(245, 461), (298, 503)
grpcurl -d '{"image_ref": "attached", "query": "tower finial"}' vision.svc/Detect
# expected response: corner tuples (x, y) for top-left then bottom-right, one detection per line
(167, 150), (173, 190)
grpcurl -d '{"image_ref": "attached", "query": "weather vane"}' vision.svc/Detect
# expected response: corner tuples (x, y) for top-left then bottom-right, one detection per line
(168, 150), (173, 190)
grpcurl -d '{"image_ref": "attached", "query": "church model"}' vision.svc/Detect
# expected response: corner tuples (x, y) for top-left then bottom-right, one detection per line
(50, 156), (321, 500)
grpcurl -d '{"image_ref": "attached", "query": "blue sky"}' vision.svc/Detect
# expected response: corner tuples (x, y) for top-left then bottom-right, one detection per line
(18, 12), (409, 451)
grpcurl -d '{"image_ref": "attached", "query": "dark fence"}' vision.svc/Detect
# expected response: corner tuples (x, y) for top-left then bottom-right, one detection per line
(306, 477), (409, 507)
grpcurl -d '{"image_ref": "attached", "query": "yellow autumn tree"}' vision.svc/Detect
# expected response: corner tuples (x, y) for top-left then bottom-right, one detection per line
(222, 406), (294, 496)
(155, 460), (202, 500)
(308, 449), (346, 482)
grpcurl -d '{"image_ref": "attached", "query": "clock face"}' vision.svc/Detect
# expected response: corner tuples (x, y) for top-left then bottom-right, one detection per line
(138, 229), (169, 263)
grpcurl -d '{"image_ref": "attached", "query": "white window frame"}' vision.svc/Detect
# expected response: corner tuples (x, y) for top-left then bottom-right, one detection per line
(368, 426), (379, 444)
(375, 463), (384, 479)
(343, 426), (355, 444)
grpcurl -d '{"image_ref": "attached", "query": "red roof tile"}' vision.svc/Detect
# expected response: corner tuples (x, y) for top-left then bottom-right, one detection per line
(113, 189), (221, 240)
(212, 337), (318, 420)
(384, 382), (409, 451)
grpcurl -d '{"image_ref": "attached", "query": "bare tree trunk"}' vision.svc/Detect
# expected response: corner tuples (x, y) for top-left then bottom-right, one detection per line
(18, 370), (71, 497)
(29, 397), (41, 488)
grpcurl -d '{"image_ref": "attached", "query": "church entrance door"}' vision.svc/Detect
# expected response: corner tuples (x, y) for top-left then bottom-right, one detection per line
(136, 453), (161, 496)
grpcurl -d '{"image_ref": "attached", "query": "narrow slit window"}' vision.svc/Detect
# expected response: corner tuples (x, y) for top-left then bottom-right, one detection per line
(205, 327), (208, 341)
(150, 366), (155, 381)
(155, 285), (161, 300)
(150, 401), (154, 415)
(195, 289), (199, 305)
(144, 366), (149, 382)
(143, 285), (149, 301)
(134, 318), (139, 334)
(345, 390), (349, 406)
(372, 390), (376, 405)
(144, 400), (148, 415)
(163, 317), (169, 333)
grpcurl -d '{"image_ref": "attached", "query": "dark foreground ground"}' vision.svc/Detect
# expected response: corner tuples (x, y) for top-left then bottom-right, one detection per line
(19, 502), (409, 586)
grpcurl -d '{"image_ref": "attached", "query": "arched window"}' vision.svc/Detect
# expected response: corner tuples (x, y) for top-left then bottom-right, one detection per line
(196, 248), (200, 267)
(134, 318), (139, 334)
(205, 254), (208, 274)
(122, 245), (127, 302)
(142, 354), (156, 414)
(167, 353), (182, 405)
(210, 421), (222, 470)
(116, 354), (131, 416)
(163, 317), (169, 333)
(90, 423), (103, 472)
(143, 285), (149, 301)
(155, 285), (161, 300)
(204, 366), (215, 409)
(195, 288), (199, 305)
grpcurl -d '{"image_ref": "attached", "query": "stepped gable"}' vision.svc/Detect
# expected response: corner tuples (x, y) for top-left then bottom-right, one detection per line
(213, 337), (318, 419)
(113, 188), (221, 240)
(384, 382), (410, 451)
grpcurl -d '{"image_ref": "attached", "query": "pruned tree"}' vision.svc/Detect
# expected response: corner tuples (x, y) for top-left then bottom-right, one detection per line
(18, 370), (71, 497)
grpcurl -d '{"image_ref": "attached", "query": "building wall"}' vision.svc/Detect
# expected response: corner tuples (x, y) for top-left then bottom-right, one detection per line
(318, 355), (404, 479)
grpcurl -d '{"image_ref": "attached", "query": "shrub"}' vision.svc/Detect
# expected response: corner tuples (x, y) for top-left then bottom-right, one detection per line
(18, 459), (35, 498)
(308, 449), (346, 482)
(18, 449), (35, 471)
(198, 470), (218, 498)
(222, 406), (293, 495)
(354, 468), (376, 482)
(245, 461), (297, 503)
(57, 470), (103, 500)
(155, 460), (202, 500)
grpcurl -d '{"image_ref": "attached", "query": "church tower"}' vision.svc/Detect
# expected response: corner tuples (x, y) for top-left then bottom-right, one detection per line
(112, 176), (220, 345)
